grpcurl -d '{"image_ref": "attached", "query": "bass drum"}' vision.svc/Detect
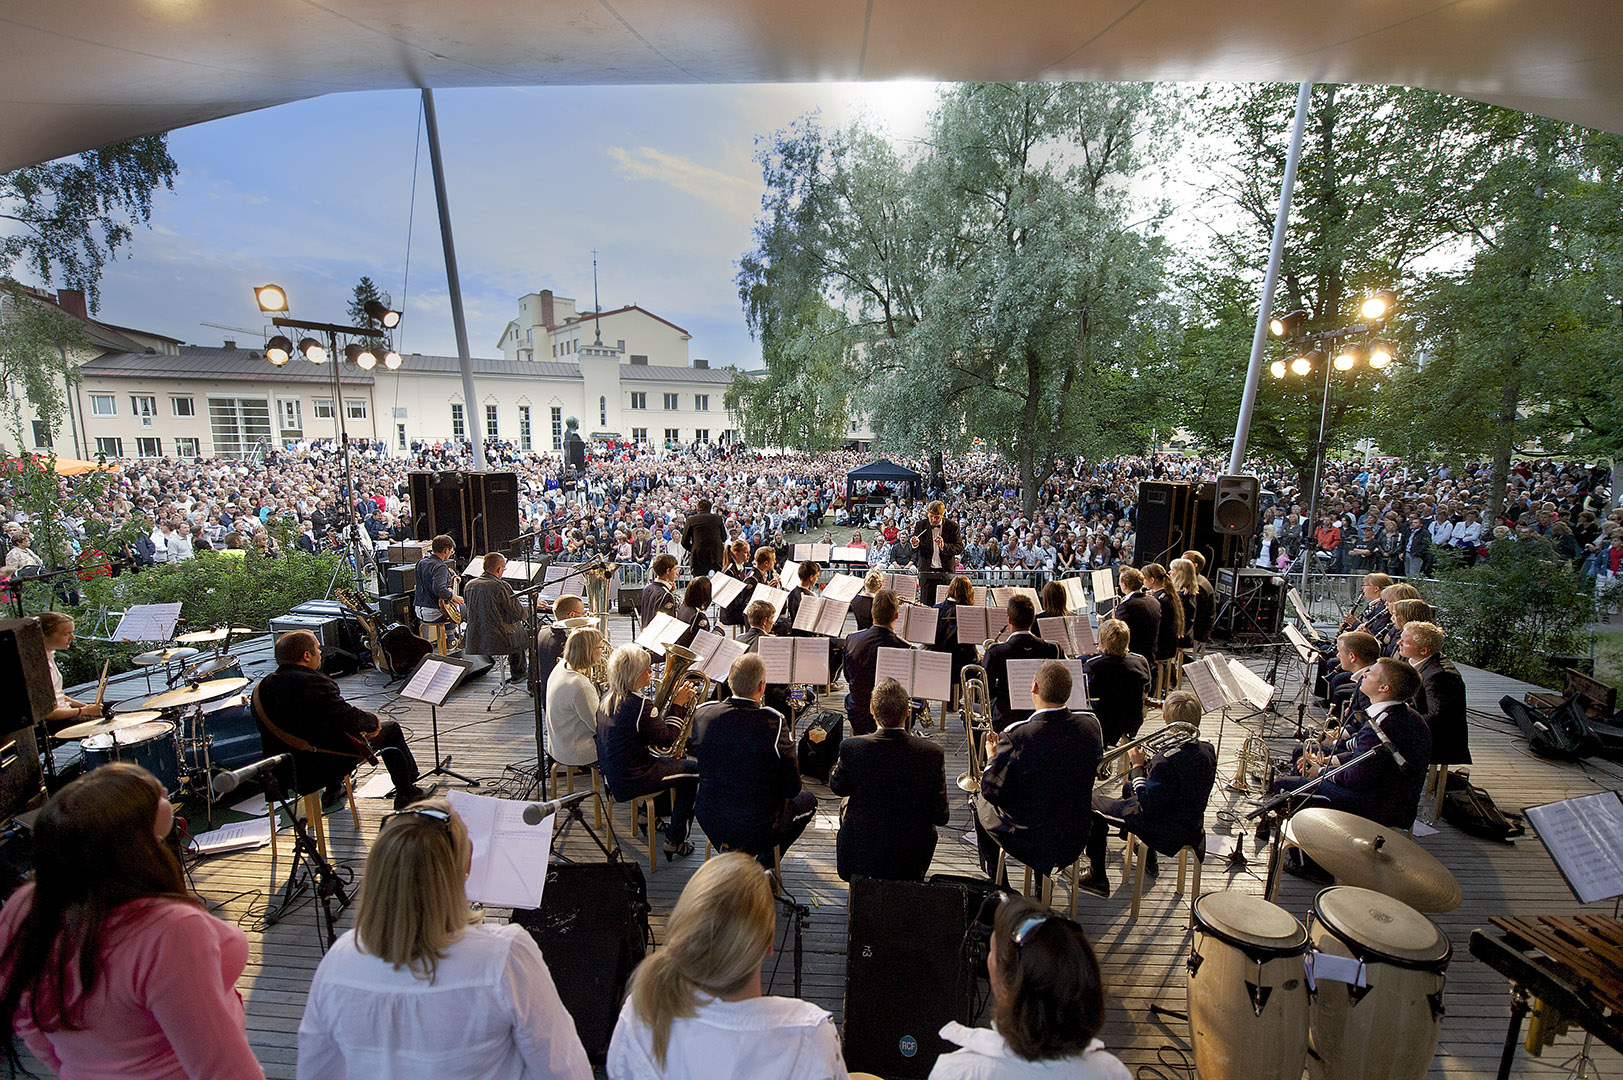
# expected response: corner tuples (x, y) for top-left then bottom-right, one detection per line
(82, 721), (180, 796)
(1188, 890), (1311, 1080)
(194, 693), (265, 772)
(1308, 886), (1451, 1080)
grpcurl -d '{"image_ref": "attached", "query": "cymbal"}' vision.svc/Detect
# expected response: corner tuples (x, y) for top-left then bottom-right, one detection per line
(142, 677), (251, 710)
(56, 710), (166, 740)
(173, 627), (259, 644)
(131, 647), (200, 666)
(1285, 808), (1462, 913)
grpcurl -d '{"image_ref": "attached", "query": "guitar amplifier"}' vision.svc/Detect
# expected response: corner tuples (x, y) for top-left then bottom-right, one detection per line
(385, 564), (416, 594)
(289, 600), (348, 619)
(388, 541), (426, 563)
(268, 613), (346, 647)
(374, 593), (412, 626)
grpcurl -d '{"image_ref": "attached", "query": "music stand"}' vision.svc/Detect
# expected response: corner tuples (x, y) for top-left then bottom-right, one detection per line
(399, 654), (479, 787)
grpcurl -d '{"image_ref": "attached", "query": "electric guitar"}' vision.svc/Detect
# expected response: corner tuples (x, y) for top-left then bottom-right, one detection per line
(336, 586), (433, 678)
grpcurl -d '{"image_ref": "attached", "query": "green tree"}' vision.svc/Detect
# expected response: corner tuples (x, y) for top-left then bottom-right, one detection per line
(0, 135), (178, 312)
(0, 285), (91, 451)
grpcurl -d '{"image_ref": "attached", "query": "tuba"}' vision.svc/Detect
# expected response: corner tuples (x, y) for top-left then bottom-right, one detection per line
(1097, 722), (1200, 781)
(649, 644), (711, 759)
(956, 664), (993, 793)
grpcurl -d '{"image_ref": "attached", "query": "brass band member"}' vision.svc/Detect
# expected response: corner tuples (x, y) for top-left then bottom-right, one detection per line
(717, 540), (753, 630)
(1374, 582), (1421, 654)
(673, 577), (712, 650)
(1400, 620), (1471, 768)
(544, 627), (604, 772)
(934, 575), (981, 697)
(1082, 619), (1152, 747)
(1039, 581), (1069, 619)
(1114, 567), (1161, 666)
(1343, 572), (1393, 633)
(852, 569), (884, 632)
(912, 499), (963, 601)
(1169, 558), (1199, 655)
(1180, 549), (1217, 652)
(1142, 563), (1183, 666)
(843, 589), (907, 737)
(595, 644), (699, 861)
(637, 554), (680, 630)
(984, 594), (1061, 733)
(463, 552), (528, 682)
(38, 613), (103, 731)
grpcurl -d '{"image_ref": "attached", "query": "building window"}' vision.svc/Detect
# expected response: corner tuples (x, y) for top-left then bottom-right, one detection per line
(207, 397), (272, 459)
(552, 344), (558, 358)
(663, 393), (679, 410)
(94, 437), (123, 458)
(136, 437), (162, 457)
(664, 428), (680, 446)
(695, 394), (710, 411)
(550, 406), (562, 450)
(30, 420), (51, 448)
(277, 398), (302, 439)
(695, 429), (710, 443)
(617, 339), (626, 352)
(518, 405), (532, 450)
(130, 395), (157, 427)
(396, 423), (407, 450)
(600, 396), (607, 427)
(630, 392), (647, 410)
(171, 395), (195, 418)
(313, 398), (334, 420)
(345, 399), (367, 420)
(451, 403), (466, 438)
(632, 427), (647, 444)
(485, 403), (499, 438)
(722, 429), (739, 444)
(175, 437), (199, 458)
(89, 393), (115, 417)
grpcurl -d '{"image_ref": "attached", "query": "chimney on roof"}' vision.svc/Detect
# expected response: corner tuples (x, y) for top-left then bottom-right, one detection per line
(693, 357), (708, 369)
(223, 339), (236, 350)
(55, 289), (87, 320)
(540, 289), (556, 331)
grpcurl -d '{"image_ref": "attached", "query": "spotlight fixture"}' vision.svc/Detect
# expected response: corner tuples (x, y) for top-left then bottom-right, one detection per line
(1270, 359), (1287, 379)
(265, 335), (293, 366)
(1360, 290), (1396, 322)
(1291, 350), (1321, 377)
(1333, 344), (1359, 371)
(364, 299), (402, 329)
(383, 350), (403, 370)
(300, 337), (327, 364)
(254, 284), (288, 313)
(342, 343), (378, 369)
(1368, 339), (1395, 368)
(1269, 309), (1309, 339)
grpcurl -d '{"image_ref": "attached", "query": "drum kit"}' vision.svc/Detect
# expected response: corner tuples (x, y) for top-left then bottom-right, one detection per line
(1183, 808), (1460, 1080)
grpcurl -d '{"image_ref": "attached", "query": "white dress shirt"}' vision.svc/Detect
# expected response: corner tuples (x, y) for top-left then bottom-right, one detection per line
(607, 993), (847, 1080)
(544, 668), (601, 767)
(297, 923), (591, 1080)
(929, 1024), (1130, 1080)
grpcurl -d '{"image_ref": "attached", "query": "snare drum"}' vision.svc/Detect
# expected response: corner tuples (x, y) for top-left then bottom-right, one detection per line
(1189, 890), (1311, 1080)
(81, 720), (180, 796)
(182, 655), (245, 684)
(1308, 886), (1451, 1080)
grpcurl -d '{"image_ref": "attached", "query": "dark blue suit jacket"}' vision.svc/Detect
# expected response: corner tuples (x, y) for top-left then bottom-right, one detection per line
(984, 631), (1062, 732)
(978, 707), (1103, 874)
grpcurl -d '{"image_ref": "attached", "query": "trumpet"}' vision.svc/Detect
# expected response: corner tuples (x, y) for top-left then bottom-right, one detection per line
(648, 644), (712, 759)
(956, 664), (993, 793)
(1097, 722), (1200, 781)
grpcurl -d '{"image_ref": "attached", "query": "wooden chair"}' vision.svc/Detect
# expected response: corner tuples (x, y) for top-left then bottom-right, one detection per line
(546, 760), (603, 827)
(1427, 763), (1449, 820)
(1124, 833), (1202, 924)
(604, 789), (661, 874)
(422, 619), (453, 656)
(994, 847), (1055, 905)
(270, 775), (360, 861)
(704, 838), (784, 891)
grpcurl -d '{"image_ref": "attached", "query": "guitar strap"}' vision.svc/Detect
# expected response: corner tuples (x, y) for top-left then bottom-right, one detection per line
(251, 684), (375, 764)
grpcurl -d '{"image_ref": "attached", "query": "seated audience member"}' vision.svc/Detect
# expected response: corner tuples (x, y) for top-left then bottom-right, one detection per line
(829, 677), (949, 882)
(596, 644), (701, 861)
(930, 894), (1130, 1080)
(1080, 691), (1217, 897)
(544, 627), (605, 770)
(974, 660), (1103, 891)
(843, 589), (908, 736)
(608, 853), (849, 1080)
(1113, 566), (1161, 666)
(1400, 620), (1471, 767)
(298, 799), (591, 1079)
(690, 654), (818, 866)
(984, 594), (1062, 733)
(1081, 619), (1152, 747)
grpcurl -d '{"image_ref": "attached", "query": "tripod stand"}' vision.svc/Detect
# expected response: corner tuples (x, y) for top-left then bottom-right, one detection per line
(262, 771), (353, 949)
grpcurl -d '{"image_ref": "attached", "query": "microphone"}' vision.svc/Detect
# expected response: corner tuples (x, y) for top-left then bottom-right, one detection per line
(209, 753), (292, 798)
(520, 788), (594, 825)
(1370, 714), (1407, 768)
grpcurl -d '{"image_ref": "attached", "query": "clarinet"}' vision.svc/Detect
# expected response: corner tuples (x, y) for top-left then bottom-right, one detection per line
(1338, 595), (1367, 632)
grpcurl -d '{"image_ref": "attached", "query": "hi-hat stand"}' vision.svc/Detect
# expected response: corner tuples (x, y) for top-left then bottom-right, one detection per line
(262, 770), (352, 949)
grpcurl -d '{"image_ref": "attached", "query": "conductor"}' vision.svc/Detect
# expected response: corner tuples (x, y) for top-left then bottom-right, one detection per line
(912, 500), (962, 602)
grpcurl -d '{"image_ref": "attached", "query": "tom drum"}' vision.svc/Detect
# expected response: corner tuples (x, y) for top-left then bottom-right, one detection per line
(1188, 889), (1311, 1080)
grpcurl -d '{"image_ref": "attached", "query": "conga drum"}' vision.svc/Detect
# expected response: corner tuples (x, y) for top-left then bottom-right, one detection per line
(1188, 890), (1311, 1080)
(1308, 885), (1451, 1080)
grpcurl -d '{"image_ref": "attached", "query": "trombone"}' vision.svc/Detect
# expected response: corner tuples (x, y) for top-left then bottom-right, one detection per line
(956, 664), (993, 793)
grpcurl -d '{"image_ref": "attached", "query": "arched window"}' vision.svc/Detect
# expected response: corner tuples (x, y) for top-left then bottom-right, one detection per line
(600, 396), (607, 426)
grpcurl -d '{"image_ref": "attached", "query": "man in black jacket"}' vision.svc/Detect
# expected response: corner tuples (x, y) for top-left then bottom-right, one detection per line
(842, 589), (909, 736)
(253, 630), (433, 810)
(973, 659), (1102, 888)
(1114, 566), (1162, 666)
(1400, 620), (1471, 766)
(463, 552), (529, 682)
(638, 553), (680, 630)
(910, 500), (963, 604)
(983, 594), (1061, 732)
(829, 676), (948, 882)
(689, 653), (817, 865)
(1082, 618), (1152, 746)
(680, 497), (728, 577)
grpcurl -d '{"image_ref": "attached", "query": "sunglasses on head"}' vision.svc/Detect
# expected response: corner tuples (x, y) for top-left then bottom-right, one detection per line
(1011, 912), (1082, 949)
(382, 806), (451, 830)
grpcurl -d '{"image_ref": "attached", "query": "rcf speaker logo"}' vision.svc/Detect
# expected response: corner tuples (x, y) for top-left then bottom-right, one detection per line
(898, 1035), (917, 1057)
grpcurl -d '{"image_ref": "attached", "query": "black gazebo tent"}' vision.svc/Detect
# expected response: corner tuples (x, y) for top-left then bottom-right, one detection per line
(845, 459), (924, 508)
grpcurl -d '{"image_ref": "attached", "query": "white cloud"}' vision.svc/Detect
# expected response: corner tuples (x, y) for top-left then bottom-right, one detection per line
(604, 145), (759, 218)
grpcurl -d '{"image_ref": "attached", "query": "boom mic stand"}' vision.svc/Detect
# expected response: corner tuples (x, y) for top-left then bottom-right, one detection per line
(262, 770), (353, 949)
(1245, 745), (1384, 901)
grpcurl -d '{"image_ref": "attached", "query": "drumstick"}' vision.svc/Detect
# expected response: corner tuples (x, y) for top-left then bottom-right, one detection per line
(94, 660), (110, 707)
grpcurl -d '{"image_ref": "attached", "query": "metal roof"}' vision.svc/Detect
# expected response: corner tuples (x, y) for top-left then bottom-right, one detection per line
(82, 347), (375, 385)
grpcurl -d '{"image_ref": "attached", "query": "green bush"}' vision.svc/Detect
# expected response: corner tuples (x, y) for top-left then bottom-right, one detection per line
(1426, 539), (1594, 688)
(58, 550), (345, 684)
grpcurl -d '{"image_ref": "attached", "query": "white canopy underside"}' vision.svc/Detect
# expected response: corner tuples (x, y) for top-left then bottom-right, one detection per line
(3, 0), (1622, 170)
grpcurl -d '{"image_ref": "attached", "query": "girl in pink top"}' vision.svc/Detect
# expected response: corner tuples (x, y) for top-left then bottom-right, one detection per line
(0, 763), (264, 1080)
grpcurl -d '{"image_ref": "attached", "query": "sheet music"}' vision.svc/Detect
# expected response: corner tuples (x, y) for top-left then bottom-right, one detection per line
(757, 636), (829, 684)
(1204, 653), (1246, 706)
(447, 791), (554, 910)
(709, 571), (748, 608)
(1286, 586), (1316, 631)
(1524, 791), (1623, 904)
(792, 543), (832, 562)
(821, 573), (865, 603)
(402, 656), (469, 705)
(882, 572), (919, 603)
(873, 646), (954, 701)
(991, 586), (1040, 609)
(1283, 623), (1317, 665)
(1182, 660), (1228, 712)
(956, 605), (1010, 644)
(896, 605), (938, 645)
(1227, 659), (1276, 709)
(635, 611), (690, 657)
(112, 603), (184, 642)
(779, 560), (800, 593)
(1037, 615), (1095, 658)
(1005, 658), (1088, 710)
(748, 582), (791, 624)
(793, 595), (849, 638)
(190, 816), (274, 856)
(461, 555), (533, 583)
(831, 546), (867, 563)
(1061, 577), (1089, 612)
(687, 631), (747, 681)
(1091, 568), (1116, 602)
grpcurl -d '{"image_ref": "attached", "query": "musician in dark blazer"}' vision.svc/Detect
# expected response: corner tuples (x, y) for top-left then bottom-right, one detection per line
(974, 660), (1103, 886)
(1325, 631), (1380, 724)
(777, 560), (822, 634)
(637, 553), (680, 629)
(1401, 620), (1471, 766)
(1082, 692), (1216, 894)
(1114, 566), (1162, 666)
(732, 599), (792, 718)
(463, 552), (529, 681)
(1181, 550), (1216, 649)
(933, 575), (981, 696)
(253, 629), (431, 811)
(829, 676), (949, 882)
(851, 570), (883, 632)
(911, 499), (963, 600)
(1143, 563), (1183, 663)
(983, 594), (1061, 732)
(1082, 619), (1152, 746)
(689, 654), (817, 864)
(842, 589), (909, 736)
(680, 498), (728, 577)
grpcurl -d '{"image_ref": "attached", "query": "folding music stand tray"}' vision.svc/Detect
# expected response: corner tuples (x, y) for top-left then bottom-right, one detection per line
(399, 654), (478, 786)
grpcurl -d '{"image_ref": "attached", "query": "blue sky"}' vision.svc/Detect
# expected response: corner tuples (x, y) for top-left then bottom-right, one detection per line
(83, 83), (946, 368)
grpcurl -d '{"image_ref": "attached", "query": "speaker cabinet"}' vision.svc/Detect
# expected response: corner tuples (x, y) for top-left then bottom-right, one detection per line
(407, 471), (433, 541)
(1133, 481), (1195, 568)
(1213, 474), (1262, 537)
(0, 728), (42, 823)
(1190, 483), (1246, 573)
(844, 878), (974, 1078)
(1215, 567), (1285, 638)
(468, 471), (521, 558)
(0, 619), (53, 738)
(384, 564), (416, 595)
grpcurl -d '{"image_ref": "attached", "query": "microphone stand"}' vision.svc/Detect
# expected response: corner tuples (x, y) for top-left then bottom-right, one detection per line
(261, 770), (353, 949)
(1246, 744), (1384, 902)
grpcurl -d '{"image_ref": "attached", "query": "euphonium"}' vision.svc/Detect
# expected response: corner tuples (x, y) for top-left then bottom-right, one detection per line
(1096, 722), (1200, 781)
(1227, 734), (1274, 795)
(956, 664), (993, 793)
(649, 644), (711, 759)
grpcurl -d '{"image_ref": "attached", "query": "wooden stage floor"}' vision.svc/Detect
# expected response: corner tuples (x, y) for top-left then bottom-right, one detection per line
(69, 623), (1623, 1079)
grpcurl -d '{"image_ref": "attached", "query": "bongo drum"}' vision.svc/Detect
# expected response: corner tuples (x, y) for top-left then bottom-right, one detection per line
(1188, 890), (1311, 1080)
(1308, 885), (1451, 1080)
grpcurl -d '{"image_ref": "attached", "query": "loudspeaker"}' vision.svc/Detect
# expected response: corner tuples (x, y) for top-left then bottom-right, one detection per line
(0, 619), (54, 737)
(844, 878), (974, 1078)
(1190, 483), (1246, 573)
(468, 471), (521, 558)
(1215, 567), (1285, 637)
(406, 471), (433, 541)
(385, 564), (416, 594)
(0, 728), (42, 823)
(513, 861), (650, 1064)
(1213, 474), (1262, 537)
(1132, 481), (1195, 568)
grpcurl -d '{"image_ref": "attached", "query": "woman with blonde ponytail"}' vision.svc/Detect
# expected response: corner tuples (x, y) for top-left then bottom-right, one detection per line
(607, 853), (848, 1080)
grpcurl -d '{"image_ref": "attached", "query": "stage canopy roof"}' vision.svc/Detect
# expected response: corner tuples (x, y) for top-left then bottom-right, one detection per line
(4, 0), (1623, 171)
(846, 459), (923, 501)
